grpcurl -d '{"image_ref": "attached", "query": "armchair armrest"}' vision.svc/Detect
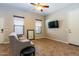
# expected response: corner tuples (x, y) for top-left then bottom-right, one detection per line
(19, 39), (30, 42)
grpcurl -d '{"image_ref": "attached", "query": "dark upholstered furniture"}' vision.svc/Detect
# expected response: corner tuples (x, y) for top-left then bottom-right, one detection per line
(9, 32), (34, 56)
(20, 46), (35, 56)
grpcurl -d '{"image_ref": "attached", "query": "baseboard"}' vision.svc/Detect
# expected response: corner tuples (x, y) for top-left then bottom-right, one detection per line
(46, 37), (68, 44)
(69, 43), (79, 47)
(0, 42), (9, 44)
(35, 36), (69, 44)
(35, 37), (46, 39)
(55, 39), (68, 44)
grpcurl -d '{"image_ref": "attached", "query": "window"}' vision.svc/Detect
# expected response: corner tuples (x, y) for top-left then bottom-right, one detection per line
(35, 20), (42, 33)
(13, 16), (24, 35)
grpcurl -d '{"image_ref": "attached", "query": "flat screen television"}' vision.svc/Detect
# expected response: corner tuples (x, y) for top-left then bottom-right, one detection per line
(48, 20), (59, 28)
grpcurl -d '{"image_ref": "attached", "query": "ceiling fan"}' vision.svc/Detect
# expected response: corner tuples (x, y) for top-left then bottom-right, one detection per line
(30, 3), (49, 12)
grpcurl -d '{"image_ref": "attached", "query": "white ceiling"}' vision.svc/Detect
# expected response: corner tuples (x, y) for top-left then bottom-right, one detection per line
(0, 3), (79, 16)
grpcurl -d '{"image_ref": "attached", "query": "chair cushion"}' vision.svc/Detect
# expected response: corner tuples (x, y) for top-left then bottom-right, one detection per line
(9, 32), (19, 40)
(19, 36), (26, 40)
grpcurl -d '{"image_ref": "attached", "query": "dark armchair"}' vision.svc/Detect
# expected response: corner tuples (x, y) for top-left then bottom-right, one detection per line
(9, 32), (34, 56)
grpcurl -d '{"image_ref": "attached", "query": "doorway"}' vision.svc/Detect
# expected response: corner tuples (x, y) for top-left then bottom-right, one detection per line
(68, 9), (79, 45)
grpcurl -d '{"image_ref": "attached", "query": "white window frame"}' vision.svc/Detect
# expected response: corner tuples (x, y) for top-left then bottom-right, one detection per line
(13, 16), (24, 35)
(35, 20), (42, 34)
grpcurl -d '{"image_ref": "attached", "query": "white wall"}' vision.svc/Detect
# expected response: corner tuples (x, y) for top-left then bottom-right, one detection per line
(45, 11), (69, 43)
(0, 17), (5, 43)
(45, 6), (79, 44)
(0, 8), (45, 43)
(2, 4), (79, 44)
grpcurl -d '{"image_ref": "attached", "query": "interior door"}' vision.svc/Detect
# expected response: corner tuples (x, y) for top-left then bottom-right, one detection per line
(0, 17), (4, 43)
(68, 10), (79, 45)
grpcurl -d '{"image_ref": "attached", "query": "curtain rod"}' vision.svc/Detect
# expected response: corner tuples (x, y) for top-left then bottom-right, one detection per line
(35, 19), (42, 21)
(13, 15), (24, 18)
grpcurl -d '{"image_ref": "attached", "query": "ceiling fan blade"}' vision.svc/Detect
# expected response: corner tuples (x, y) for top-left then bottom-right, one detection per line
(42, 6), (49, 8)
(30, 3), (36, 6)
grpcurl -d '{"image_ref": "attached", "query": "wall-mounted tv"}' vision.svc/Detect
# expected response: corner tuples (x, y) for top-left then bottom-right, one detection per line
(48, 20), (59, 28)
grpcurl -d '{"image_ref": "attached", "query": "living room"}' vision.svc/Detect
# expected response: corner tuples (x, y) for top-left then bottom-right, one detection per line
(0, 3), (79, 56)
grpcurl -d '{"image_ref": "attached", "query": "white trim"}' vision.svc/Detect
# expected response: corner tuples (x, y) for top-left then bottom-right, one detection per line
(35, 37), (46, 39)
(53, 39), (69, 44)
(35, 36), (69, 44)
(46, 37), (69, 44)
(0, 42), (9, 44)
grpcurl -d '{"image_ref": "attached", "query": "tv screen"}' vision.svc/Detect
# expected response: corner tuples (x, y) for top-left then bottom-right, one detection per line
(48, 20), (59, 28)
